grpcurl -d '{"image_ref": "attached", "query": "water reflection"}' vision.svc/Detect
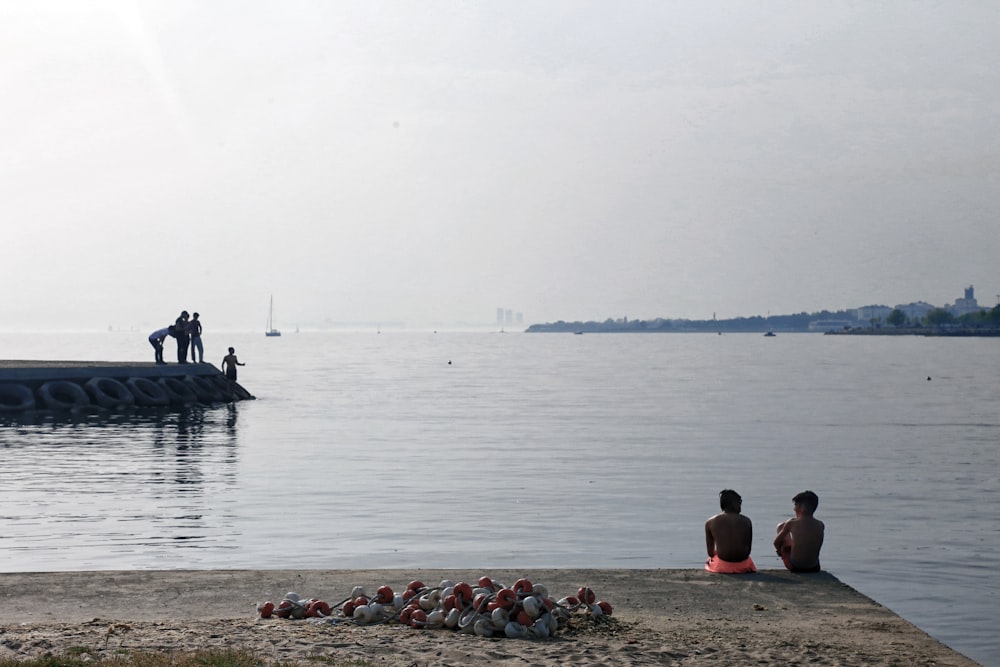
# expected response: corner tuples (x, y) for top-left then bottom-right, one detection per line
(0, 405), (244, 570)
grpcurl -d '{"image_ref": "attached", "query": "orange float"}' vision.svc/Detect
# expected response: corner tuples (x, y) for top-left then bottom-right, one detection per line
(275, 600), (294, 619)
(496, 588), (517, 610)
(306, 600), (331, 617)
(375, 585), (394, 604)
(453, 582), (473, 604)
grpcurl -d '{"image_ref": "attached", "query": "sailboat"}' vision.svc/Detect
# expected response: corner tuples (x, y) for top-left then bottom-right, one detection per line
(266, 295), (281, 337)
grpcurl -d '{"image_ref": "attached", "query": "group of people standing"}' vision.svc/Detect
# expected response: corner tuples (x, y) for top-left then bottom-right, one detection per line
(147, 310), (204, 365)
(146, 312), (245, 386)
(704, 489), (825, 574)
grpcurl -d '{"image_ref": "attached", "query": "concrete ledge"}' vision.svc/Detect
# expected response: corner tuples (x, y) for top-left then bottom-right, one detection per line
(0, 569), (980, 666)
(0, 360), (222, 382)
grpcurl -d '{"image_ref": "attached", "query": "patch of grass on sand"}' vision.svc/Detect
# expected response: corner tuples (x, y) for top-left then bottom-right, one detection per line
(0, 650), (376, 667)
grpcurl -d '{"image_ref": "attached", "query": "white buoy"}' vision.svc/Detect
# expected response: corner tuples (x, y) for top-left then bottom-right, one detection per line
(491, 608), (510, 630)
(531, 618), (550, 639)
(522, 596), (540, 618)
(474, 618), (493, 637)
(543, 612), (559, 635)
(504, 621), (527, 639)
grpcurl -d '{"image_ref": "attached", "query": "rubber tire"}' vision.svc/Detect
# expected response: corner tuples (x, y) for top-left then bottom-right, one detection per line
(125, 377), (170, 407)
(84, 377), (136, 409)
(157, 376), (199, 405)
(37, 380), (91, 410)
(0, 383), (36, 412)
(183, 375), (226, 404)
(207, 374), (235, 402)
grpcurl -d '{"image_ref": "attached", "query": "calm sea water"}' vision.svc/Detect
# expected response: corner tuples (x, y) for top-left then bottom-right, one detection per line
(1, 330), (997, 665)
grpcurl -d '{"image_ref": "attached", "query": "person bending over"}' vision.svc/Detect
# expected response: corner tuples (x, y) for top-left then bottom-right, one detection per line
(774, 490), (825, 573)
(148, 326), (170, 365)
(704, 489), (756, 573)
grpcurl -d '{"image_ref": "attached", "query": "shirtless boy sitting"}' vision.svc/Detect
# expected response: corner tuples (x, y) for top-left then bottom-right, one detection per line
(704, 489), (756, 573)
(773, 490), (825, 573)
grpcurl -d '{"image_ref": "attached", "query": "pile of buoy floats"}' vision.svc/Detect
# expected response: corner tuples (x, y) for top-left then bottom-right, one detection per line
(256, 576), (612, 639)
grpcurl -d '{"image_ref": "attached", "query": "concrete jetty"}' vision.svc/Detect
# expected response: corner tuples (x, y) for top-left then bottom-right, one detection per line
(0, 569), (981, 665)
(0, 360), (253, 413)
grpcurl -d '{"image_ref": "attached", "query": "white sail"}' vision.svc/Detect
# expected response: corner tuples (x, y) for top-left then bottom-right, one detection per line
(266, 295), (281, 337)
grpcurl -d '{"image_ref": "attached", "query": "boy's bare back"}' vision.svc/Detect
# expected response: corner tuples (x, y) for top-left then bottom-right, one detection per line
(706, 512), (754, 562)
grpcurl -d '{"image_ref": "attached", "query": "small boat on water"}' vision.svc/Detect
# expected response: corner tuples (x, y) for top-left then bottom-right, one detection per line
(764, 331), (776, 337)
(266, 295), (281, 337)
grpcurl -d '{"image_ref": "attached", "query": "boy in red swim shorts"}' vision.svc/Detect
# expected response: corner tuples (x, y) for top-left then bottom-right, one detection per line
(704, 489), (757, 573)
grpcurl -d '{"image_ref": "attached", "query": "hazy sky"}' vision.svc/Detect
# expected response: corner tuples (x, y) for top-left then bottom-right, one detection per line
(3, 1), (999, 331)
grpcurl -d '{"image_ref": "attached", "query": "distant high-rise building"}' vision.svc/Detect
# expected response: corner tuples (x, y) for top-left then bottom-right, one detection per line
(950, 285), (980, 316)
(497, 307), (523, 327)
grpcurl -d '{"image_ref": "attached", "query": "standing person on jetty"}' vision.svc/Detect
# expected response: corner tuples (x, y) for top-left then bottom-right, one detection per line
(147, 326), (170, 365)
(221, 347), (245, 390)
(704, 489), (756, 573)
(189, 312), (204, 363)
(174, 311), (191, 364)
(774, 490), (825, 573)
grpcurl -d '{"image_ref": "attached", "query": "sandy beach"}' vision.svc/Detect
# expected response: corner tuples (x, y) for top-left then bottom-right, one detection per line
(0, 569), (979, 666)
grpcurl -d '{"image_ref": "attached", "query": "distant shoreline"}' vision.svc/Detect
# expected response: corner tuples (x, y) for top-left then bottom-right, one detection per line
(526, 323), (1000, 336)
(824, 328), (1000, 337)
